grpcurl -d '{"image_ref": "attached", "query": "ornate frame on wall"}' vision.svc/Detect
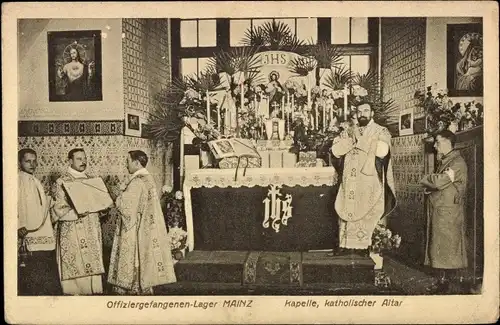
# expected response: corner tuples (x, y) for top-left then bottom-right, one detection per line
(48, 30), (103, 102)
(446, 23), (483, 97)
(399, 107), (414, 136)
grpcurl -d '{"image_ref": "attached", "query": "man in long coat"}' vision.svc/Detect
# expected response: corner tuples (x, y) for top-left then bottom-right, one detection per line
(108, 150), (176, 295)
(420, 130), (468, 290)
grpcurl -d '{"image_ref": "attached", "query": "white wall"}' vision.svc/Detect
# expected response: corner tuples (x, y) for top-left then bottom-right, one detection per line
(18, 19), (124, 120)
(425, 17), (483, 104)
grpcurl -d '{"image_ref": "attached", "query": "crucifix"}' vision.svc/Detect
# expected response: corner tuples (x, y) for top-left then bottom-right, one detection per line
(271, 102), (281, 117)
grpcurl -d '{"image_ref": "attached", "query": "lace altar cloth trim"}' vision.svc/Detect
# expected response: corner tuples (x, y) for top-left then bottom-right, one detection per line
(183, 167), (338, 251)
(184, 167), (338, 189)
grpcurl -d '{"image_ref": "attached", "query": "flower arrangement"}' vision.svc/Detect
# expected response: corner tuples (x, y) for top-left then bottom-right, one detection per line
(161, 185), (186, 229)
(414, 84), (484, 134)
(369, 224), (402, 255)
(167, 227), (188, 261)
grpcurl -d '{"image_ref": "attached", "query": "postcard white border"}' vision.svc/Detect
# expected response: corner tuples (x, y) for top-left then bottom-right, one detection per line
(3, 2), (499, 324)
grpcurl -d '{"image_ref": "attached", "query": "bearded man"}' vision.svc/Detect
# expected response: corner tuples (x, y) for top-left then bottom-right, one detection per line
(330, 102), (397, 255)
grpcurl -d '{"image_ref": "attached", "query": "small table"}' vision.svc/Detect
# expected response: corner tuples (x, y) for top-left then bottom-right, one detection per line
(183, 167), (339, 252)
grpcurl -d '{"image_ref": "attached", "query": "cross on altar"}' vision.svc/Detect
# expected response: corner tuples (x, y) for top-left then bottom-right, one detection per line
(271, 101), (280, 112)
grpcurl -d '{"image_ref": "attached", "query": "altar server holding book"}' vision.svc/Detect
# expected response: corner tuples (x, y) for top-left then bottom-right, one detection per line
(51, 148), (109, 295)
(108, 150), (176, 295)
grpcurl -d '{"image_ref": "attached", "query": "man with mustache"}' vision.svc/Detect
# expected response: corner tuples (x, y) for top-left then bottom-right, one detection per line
(51, 148), (106, 295)
(330, 102), (397, 256)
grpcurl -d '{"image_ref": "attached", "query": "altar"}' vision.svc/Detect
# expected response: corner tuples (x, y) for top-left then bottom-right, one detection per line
(183, 167), (339, 252)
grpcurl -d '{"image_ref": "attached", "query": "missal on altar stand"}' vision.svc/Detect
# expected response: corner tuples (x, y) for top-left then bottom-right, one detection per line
(208, 138), (261, 160)
(62, 177), (113, 215)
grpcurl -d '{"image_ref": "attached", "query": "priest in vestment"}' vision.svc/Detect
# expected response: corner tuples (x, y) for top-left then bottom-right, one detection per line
(51, 148), (105, 295)
(331, 103), (396, 255)
(18, 148), (61, 295)
(108, 150), (176, 295)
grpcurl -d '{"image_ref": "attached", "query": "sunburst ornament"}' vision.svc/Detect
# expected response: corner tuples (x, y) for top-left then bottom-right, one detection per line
(458, 32), (482, 56)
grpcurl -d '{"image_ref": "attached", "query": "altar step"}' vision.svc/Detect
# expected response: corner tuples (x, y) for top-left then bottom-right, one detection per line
(174, 251), (375, 286)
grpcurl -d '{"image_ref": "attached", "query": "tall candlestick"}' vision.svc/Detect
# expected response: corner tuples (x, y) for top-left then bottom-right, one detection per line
(315, 104), (318, 131)
(329, 102), (333, 126)
(180, 127), (185, 187)
(206, 90), (210, 123)
(282, 97), (285, 119)
(217, 105), (221, 131)
(291, 96), (295, 112)
(323, 105), (326, 131)
(238, 82), (244, 134)
(307, 76), (311, 112)
(343, 85), (348, 121)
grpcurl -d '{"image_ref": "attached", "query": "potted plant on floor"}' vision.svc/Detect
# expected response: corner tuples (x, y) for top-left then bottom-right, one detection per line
(369, 224), (402, 270)
(161, 186), (189, 262)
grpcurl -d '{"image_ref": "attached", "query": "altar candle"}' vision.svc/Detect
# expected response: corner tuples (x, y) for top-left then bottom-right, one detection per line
(180, 127), (185, 185)
(217, 105), (221, 131)
(323, 105), (326, 131)
(261, 116), (264, 138)
(206, 90), (210, 123)
(238, 83), (244, 132)
(343, 84), (348, 120)
(282, 97), (285, 119)
(291, 96), (294, 111)
(307, 76), (311, 112)
(330, 103), (333, 126)
(315, 104), (318, 131)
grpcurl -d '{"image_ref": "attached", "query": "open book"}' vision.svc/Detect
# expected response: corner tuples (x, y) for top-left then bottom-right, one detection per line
(207, 138), (261, 160)
(62, 177), (113, 215)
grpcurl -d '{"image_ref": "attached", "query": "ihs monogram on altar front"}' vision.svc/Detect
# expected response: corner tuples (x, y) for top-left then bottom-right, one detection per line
(262, 184), (293, 233)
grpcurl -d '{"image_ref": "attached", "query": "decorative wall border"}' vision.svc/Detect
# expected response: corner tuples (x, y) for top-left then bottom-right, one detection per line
(18, 120), (125, 137)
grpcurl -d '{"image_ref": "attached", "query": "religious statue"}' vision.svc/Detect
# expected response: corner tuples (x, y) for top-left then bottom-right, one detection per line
(266, 71), (285, 116)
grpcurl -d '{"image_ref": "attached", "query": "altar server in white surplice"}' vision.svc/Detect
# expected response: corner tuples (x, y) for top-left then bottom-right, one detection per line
(108, 150), (176, 295)
(18, 149), (62, 295)
(51, 148), (105, 295)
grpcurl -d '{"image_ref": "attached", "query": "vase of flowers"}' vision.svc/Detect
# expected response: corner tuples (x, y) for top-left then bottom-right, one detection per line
(414, 84), (483, 136)
(161, 186), (186, 229)
(369, 224), (402, 270)
(167, 227), (188, 262)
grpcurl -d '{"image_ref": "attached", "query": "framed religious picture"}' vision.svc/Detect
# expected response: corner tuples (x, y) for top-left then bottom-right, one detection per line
(127, 114), (140, 130)
(48, 30), (103, 102)
(446, 23), (483, 97)
(399, 108), (414, 136)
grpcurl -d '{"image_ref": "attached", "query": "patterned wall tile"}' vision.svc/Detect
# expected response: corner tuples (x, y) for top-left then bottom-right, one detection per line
(382, 18), (426, 126)
(122, 19), (171, 118)
(18, 120), (125, 137)
(389, 133), (427, 263)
